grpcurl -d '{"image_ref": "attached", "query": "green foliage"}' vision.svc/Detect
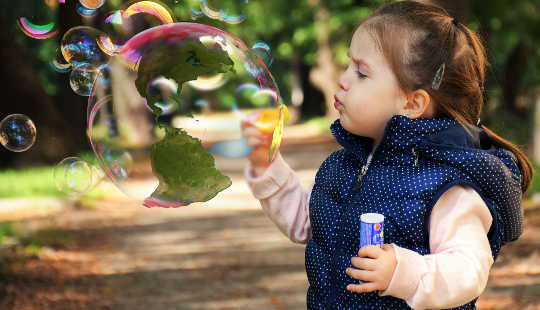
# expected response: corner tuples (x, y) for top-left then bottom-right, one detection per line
(482, 108), (532, 153)
(529, 162), (540, 196)
(470, 0), (540, 88)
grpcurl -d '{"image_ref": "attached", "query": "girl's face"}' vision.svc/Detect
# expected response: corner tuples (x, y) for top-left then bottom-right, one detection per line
(335, 27), (407, 146)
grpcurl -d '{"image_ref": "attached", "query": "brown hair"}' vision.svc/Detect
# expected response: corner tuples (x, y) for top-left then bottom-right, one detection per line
(361, 0), (532, 193)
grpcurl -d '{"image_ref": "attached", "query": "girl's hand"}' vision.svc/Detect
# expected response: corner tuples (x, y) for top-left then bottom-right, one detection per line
(241, 112), (274, 176)
(346, 244), (397, 293)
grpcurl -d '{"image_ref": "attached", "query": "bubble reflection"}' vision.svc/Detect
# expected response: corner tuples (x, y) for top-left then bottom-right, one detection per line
(0, 114), (37, 152)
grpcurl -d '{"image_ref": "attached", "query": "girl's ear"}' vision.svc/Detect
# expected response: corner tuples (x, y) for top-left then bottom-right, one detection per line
(402, 89), (434, 119)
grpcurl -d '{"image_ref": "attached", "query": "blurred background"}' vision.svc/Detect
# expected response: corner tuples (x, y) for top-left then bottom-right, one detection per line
(0, 0), (539, 309)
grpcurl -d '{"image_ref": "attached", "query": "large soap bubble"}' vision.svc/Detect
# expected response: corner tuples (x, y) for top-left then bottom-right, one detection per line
(88, 22), (286, 208)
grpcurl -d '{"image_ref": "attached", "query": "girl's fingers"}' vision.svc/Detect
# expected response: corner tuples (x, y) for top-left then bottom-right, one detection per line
(241, 111), (263, 130)
(347, 282), (378, 294)
(243, 127), (273, 146)
(242, 126), (261, 136)
(357, 245), (382, 259)
(346, 268), (374, 282)
(350, 256), (376, 271)
(246, 136), (262, 146)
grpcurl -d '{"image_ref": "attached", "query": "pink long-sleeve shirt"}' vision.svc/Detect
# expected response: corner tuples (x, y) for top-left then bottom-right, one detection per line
(245, 153), (494, 310)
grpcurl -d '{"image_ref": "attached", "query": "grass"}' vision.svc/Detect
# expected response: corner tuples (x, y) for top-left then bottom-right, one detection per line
(0, 152), (115, 199)
(0, 166), (62, 198)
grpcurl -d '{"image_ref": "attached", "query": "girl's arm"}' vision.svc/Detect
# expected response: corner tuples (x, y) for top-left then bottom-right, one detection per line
(245, 152), (313, 244)
(379, 185), (494, 309)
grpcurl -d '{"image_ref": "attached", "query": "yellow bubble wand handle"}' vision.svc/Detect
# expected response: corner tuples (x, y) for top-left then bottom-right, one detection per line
(252, 105), (289, 162)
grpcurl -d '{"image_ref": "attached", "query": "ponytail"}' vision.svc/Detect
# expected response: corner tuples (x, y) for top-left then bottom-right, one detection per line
(481, 125), (533, 193)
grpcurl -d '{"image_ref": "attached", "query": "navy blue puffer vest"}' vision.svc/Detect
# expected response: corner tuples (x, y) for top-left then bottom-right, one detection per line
(306, 116), (523, 309)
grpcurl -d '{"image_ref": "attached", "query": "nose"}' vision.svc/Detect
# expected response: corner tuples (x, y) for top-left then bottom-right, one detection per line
(337, 71), (348, 91)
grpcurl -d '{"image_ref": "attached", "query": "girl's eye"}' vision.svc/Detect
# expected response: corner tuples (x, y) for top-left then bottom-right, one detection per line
(356, 71), (367, 79)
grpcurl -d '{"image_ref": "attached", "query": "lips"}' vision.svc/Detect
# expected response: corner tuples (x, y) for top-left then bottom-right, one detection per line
(334, 95), (343, 110)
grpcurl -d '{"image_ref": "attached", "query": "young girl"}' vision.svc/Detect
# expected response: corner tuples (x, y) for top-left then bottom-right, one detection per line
(242, 1), (531, 309)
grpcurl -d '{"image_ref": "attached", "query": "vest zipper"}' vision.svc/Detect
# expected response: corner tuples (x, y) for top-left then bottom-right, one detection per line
(412, 148), (419, 167)
(353, 152), (373, 191)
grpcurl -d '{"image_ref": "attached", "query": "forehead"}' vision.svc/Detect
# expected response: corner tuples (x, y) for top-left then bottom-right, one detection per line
(349, 27), (388, 69)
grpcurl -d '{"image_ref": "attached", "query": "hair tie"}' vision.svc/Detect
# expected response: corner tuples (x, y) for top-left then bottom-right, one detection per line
(431, 63), (445, 90)
(452, 17), (459, 26)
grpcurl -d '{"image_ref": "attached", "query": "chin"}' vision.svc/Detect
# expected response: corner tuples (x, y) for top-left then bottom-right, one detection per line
(339, 119), (358, 135)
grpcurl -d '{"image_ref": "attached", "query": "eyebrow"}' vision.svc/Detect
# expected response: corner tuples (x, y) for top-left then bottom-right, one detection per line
(347, 51), (372, 74)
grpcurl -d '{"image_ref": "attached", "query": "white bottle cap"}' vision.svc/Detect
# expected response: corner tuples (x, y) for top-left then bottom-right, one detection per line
(360, 213), (385, 223)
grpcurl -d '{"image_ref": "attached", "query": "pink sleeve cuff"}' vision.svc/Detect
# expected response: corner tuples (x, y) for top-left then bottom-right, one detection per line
(379, 244), (424, 300)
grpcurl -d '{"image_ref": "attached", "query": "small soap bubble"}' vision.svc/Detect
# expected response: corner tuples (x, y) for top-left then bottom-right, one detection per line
(192, 0), (249, 24)
(104, 10), (124, 25)
(96, 64), (112, 89)
(17, 17), (59, 39)
(123, 1), (175, 24)
(97, 34), (122, 56)
(50, 50), (72, 73)
(0, 114), (37, 152)
(147, 76), (179, 115)
(54, 157), (95, 195)
(70, 64), (99, 96)
(76, 3), (99, 18)
(187, 73), (228, 91)
(79, 0), (106, 10)
(61, 26), (111, 67)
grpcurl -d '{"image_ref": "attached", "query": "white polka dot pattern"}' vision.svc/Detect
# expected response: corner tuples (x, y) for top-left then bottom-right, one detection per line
(305, 115), (523, 309)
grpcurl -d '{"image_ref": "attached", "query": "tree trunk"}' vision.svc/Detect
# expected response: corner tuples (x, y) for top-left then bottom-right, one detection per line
(309, 7), (340, 121)
(300, 61), (326, 121)
(502, 39), (532, 115)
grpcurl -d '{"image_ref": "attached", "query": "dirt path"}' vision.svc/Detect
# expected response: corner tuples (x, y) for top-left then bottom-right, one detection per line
(1, 141), (539, 310)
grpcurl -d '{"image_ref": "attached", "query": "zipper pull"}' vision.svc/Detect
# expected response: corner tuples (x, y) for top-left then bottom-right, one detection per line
(412, 148), (419, 167)
(353, 165), (369, 191)
(353, 152), (373, 192)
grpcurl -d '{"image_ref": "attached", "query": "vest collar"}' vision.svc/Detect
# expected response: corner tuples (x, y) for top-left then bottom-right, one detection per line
(330, 115), (491, 160)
